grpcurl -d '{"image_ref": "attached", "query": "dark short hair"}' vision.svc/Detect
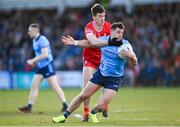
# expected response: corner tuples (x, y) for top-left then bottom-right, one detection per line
(91, 3), (106, 16)
(111, 22), (125, 30)
(29, 23), (40, 30)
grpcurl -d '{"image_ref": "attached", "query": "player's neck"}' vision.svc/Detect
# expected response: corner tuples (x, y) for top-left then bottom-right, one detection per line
(93, 21), (103, 32)
(34, 33), (40, 39)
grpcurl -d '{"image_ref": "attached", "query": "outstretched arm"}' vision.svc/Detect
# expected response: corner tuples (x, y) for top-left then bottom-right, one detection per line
(85, 33), (108, 47)
(85, 33), (122, 47)
(61, 35), (107, 48)
(61, 35), (91, 48)
(61, 35), (122, 48)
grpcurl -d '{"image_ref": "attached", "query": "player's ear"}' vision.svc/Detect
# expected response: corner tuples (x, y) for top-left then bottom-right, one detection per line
(110, 29), (114, 37)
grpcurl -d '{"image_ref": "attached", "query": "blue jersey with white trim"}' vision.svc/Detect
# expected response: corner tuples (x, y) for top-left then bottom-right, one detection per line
(99, 36), (131, 77)
(33, 35), (53, 68)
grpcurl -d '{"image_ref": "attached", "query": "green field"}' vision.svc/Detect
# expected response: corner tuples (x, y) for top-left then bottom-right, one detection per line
(0, 88), (180, 126)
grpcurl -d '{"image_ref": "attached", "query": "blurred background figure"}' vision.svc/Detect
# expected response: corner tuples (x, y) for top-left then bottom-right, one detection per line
(18, 23), (68, 113)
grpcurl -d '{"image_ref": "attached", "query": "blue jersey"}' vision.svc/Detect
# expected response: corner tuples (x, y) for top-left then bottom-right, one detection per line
(33, 35), (53, 68)
(99, 36), (132, 77)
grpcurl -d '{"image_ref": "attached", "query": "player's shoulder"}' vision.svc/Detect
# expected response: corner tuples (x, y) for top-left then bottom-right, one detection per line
(39, 35), (48, 41)
(85, 22), (94, 33)
(85, 21), (93, 28)
(38, 35), (49, 44)
(122, 38), (130, 44)
(104, 21), (111, 26)
(122, 38), (133, 49)
(40, 35), (47, 39)
(103, 21), (111, 31)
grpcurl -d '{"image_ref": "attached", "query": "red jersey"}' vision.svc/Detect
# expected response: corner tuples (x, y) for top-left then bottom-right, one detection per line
(82, 21), (111, 68)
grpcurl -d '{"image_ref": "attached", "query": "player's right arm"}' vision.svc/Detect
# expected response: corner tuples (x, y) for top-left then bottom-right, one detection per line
(61, 35), (108, 47)
(61, 35), (91, 48)
(85, 33), (108, 47)
(84, 23), (109, 47)
(61, 34), (121, 48)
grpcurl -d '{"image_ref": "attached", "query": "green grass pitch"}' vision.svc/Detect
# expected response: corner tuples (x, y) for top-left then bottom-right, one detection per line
(0, 87), (180, 126)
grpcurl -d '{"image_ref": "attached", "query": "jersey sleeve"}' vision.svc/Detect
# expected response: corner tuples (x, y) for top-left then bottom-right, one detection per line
(128, 43), (133, 51)
(39, 36), (49, 48)
(84, 24), (94, 36)
(124, 40), (133, 51)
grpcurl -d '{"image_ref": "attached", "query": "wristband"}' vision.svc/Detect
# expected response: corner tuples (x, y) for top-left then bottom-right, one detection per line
(74, 40), (78, 46)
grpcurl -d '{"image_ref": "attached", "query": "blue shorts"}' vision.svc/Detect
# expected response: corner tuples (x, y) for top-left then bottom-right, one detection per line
(35, 61), (56, 78)
(90, 69), (123, 91)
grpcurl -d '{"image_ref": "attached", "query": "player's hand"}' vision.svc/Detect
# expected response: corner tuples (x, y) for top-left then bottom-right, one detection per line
(121, 48), (137, 67)
(61, 35), (75, 45)
(120, 48), (134, 58)
(27, 59), (35, 67)
(108, 37), (123, 46)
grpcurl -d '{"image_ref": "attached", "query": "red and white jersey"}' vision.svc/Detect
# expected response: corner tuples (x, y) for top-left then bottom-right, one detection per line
(82, 21), (111, 68)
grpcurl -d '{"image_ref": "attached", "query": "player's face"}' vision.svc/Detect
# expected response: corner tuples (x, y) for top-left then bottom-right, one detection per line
(111, 28), (124, 40)
(93, 12), (105, 26)
(28, 27), (37, 38)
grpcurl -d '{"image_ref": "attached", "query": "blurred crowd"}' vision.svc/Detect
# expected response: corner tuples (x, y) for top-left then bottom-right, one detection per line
(0, 3), (179, 86)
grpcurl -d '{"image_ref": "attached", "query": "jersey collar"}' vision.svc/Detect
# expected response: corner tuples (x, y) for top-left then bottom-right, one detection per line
(35, 34), (41, 41)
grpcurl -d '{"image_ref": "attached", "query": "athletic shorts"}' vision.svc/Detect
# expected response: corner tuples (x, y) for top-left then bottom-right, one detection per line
(83, 58), (100, 69)
(35, 61), (56, 78)
(90, 69), (123, 91)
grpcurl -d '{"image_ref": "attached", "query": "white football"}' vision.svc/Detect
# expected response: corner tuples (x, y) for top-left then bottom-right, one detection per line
(117, 43), (133, 58)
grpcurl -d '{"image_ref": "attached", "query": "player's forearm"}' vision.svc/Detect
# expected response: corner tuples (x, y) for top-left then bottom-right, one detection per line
(90, 40), (108, 47)
(87, 36), (108, 47)
(74, 40), (91, 48)
(32, 54), (48, 63)
(74, 39), (108, 48)
(129, 53), (138, 68)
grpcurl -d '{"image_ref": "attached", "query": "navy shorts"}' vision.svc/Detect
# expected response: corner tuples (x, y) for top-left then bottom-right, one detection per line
(90, 69), (123, 91)
(35, 61), (56, 78)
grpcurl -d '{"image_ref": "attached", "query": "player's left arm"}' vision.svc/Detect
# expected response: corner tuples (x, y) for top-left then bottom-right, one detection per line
(27, 47), (48, 66)
(121, 48), (138, 67)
